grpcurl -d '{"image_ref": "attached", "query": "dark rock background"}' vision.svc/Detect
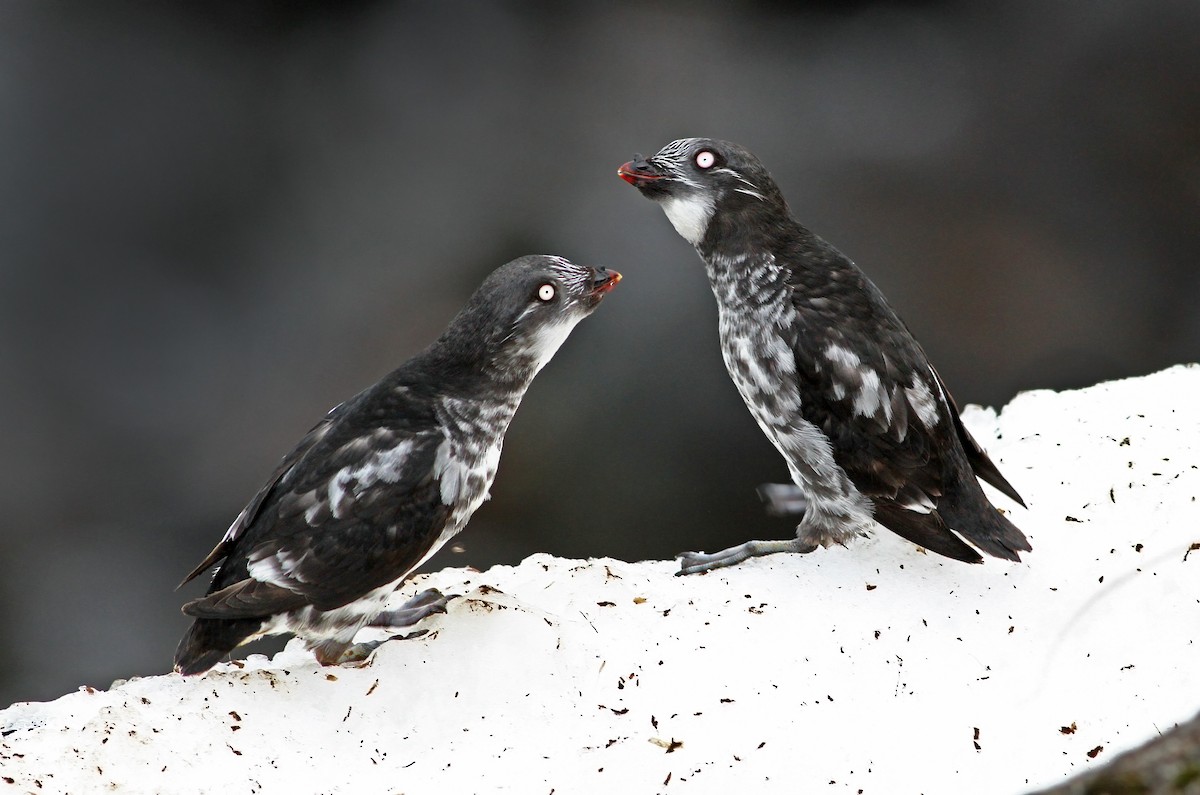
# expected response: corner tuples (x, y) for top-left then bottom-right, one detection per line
(1, 0), (1197, 705)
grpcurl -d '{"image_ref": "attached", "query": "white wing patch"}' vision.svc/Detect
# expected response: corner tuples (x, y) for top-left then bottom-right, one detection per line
(898, 490), (936, 514)
(329, 438), (419, 520)
(905, 376), (940, 429)
(247, 546), (317, 589)
(247, 546), (306, 589)
(825, 343), (894, 423)
(824, 343), (862, 369)
(854, 368), (892, 422)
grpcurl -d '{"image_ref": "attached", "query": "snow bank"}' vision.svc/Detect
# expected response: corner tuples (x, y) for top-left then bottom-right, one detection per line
(3, 365), (1198, 794)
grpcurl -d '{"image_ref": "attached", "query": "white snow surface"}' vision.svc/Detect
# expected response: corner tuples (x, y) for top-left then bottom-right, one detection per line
(3, 365), (1199, 794)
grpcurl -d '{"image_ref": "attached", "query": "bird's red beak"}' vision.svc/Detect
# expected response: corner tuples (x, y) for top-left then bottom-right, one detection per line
(618, 159), (663, 187)
(590, 267), (622, 295)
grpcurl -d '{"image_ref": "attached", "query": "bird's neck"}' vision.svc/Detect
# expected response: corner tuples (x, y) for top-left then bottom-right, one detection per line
(696, 207), (798, 309)
(409, 338), (536, 409)
(703, 253), (793, 330)
(698, 211), (856, 307)
(698, 198), (795, 259)
(389, 348), (526, 456)
(435, 386), (523, 451)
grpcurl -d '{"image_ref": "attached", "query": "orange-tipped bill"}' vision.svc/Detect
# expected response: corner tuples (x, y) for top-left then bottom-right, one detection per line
(618, 160), (663, 187)
(591, 267), (621, 294)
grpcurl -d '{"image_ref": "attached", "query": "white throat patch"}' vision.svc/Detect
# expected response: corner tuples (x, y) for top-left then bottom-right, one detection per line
(524, 314), (581, 376)
(660, 193), (715, 247)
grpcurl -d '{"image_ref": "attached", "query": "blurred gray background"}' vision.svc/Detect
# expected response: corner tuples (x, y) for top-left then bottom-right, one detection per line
(1, 0), (1197, 706)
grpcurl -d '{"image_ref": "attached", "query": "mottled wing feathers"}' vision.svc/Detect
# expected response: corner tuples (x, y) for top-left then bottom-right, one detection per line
(245, 430), (449, 611)
(181, 380), (453, 616)
(176, 401), (347, 589)
(803, 363), (948, 515)
(788, 280), (950, 514)
(792, 330), (992, 562)
(784, 254), (1025, 559)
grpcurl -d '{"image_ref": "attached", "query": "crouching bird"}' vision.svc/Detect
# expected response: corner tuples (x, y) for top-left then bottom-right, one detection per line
(174, 255), (621, 674)
(618, 138), (1029, 575)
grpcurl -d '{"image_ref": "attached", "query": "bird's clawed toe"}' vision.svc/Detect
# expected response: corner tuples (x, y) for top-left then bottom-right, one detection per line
(676, 551), (723, 576)
(677, 537), (819, 576)
(369, 588), (457, 629)
(334, 629), (433, 667)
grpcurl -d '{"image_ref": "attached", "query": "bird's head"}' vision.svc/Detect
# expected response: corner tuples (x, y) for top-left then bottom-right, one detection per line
(618, 138), (782, 248)
(450, 255), (621, 382)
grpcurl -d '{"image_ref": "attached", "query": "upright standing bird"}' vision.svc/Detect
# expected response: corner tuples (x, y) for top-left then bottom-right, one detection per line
(174, 255), (621, 674)
(618, 138), (1029, 575)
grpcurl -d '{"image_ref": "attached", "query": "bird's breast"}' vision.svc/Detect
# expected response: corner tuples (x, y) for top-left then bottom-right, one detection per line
(707, 254), (874, 523)
(710, 253), (802, 432)
(434, 395), (515, 520)
(434, 437), (502, 515)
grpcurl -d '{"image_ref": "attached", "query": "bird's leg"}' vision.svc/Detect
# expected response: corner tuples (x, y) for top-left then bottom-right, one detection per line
(368, 587), (456, 628)
(329, 629), (434, 667)
(307, 589), (455, 667)
(310, 638), (354, 666)
(757, 483), (808, 517)
(677, 538), (819, 576)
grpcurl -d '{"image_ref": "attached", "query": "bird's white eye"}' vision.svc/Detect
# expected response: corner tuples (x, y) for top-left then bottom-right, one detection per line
(695, 150), (716, 169)
(537, 283), (556, 302)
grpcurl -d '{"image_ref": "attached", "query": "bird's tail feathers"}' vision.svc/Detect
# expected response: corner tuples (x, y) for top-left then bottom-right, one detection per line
(175, 577), (308, 675)
(960, 430), (1026, 508)
(933, 366), (1027, 508)
(873, 502), (984, 564)
(173, 617), (263, 676)
(939, 479), (1032, 562)
(952, 505), (1030, 562)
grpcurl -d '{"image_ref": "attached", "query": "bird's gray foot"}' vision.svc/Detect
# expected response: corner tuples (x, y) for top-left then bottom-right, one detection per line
(306, 590), (452, 668)
(677, 538), (819, 576)
(333, 629), (432, 667)
(368, 588), (456, 629)
(757, 483), (808, 517)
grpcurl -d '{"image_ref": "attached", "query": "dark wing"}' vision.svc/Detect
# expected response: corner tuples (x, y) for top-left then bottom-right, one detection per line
(177, 399), (350, 589)
(181, 383), (453, 617)
(928, 365), (1026, 507)
(787, 256), (984, 562)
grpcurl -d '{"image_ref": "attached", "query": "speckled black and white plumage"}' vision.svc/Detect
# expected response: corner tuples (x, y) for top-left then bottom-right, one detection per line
(174, 255), (621, 674)
(620, 138), (1029, 574)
